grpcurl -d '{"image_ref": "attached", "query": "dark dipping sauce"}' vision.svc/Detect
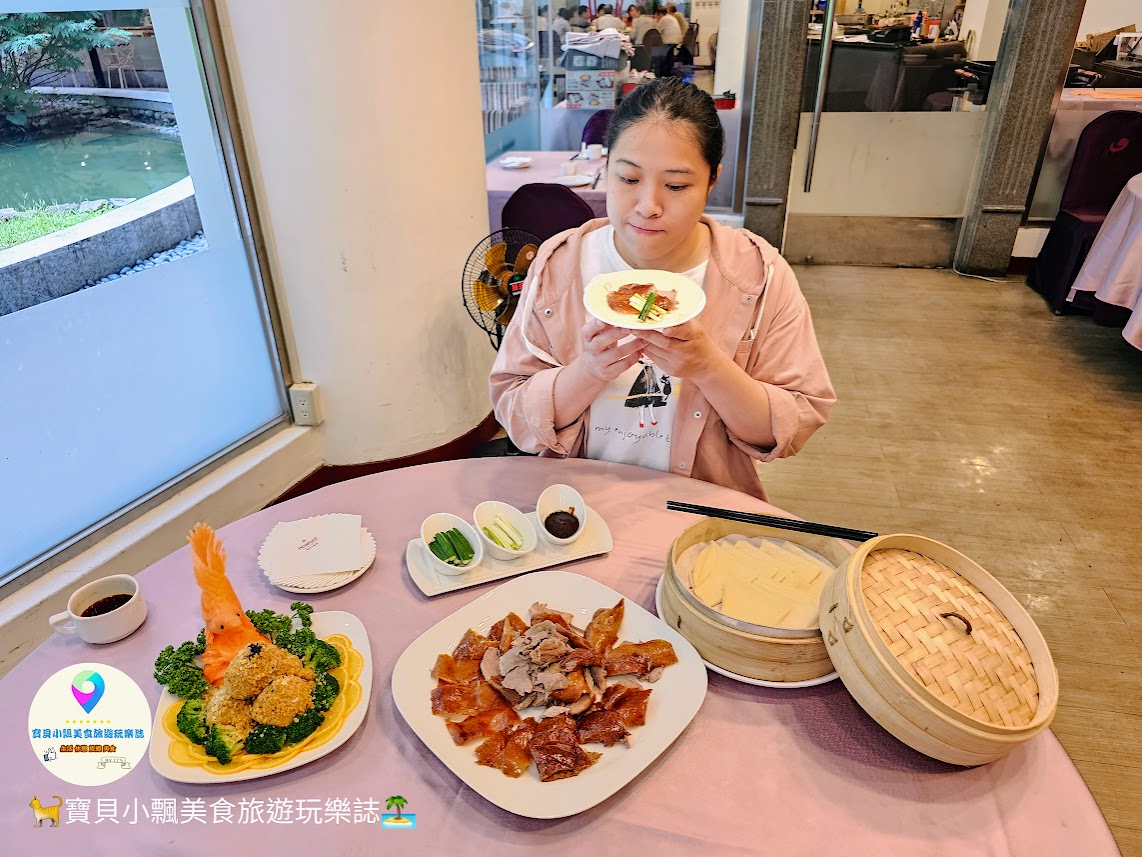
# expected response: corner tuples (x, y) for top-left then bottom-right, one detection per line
(544, 511), (580, 539)
(81, 593), (132, 618)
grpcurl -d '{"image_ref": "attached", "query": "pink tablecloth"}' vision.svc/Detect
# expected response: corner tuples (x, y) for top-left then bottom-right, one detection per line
(486, 150), (608, 233)
(0, 458), (1119, 856)
(1071, 173), (1142, 350)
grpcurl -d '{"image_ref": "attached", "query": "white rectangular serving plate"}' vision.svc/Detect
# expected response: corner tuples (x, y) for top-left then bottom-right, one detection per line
(405, 506), (613, 596)
(391, 571), (708, 818)
(149, 611), (372, 783)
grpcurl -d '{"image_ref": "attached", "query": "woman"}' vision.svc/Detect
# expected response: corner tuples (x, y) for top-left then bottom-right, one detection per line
(490, 79), (834, 501)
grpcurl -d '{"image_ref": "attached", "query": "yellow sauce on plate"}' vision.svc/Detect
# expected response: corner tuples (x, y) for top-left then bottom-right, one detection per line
(161, 633), (364, 774)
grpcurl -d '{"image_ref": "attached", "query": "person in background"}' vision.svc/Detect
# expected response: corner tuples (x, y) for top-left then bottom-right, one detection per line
(625, 4), (637, 26)
(654, 6), (683, 45)
(630, 5), (657, 44)
(667, 2), (687, 37)
(570, 4), (591, 30)
(551, 7), (571, 52)
(595, 4), (625, 30)
(490, 79), (835, 501)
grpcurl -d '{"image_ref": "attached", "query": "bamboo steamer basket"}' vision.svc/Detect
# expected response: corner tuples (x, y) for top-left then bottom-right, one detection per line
(661, 517), (851, 683)
(820, 534), (1058, 765)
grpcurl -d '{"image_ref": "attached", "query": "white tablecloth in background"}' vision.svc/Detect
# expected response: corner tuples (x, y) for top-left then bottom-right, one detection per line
(1070, 173), (1142, 350)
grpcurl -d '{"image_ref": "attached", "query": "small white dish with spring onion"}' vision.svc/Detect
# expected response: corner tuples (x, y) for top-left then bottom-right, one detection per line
(474, 501), (538, 561)
(583, 270), (707, 331)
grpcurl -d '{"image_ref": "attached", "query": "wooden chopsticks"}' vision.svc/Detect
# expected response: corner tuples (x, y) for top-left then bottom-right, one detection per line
(666, 500), (878, 542)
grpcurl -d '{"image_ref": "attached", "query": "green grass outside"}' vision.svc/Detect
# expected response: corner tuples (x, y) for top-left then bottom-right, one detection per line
(0, 205), (112, 251)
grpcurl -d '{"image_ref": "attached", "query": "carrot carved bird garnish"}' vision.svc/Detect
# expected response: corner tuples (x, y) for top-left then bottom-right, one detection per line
(188, 523), (267, 685)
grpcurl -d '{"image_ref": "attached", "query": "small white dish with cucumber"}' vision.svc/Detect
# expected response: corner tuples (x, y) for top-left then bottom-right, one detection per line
(420, 513), (484, 577)
(473, 501), (538, 561)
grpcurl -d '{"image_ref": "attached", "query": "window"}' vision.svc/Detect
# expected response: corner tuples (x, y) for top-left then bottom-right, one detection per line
(0, 2), (288, 583)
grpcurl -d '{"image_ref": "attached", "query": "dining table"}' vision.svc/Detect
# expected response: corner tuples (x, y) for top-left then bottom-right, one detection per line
(486, 150), (608, 233)
(1070, 172), (1142, 351)
(0, 457), (1120, 855)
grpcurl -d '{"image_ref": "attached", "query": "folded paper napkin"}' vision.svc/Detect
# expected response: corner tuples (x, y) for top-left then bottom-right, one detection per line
(262, 514), (365, 581)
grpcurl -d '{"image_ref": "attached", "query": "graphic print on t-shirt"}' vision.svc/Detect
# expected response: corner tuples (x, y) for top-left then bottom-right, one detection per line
(624, 360), (673, 428)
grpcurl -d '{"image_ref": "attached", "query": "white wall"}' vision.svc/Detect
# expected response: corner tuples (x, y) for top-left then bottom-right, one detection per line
(713, 0), (748, 95)
(1078, 0), (1139, 41)
(960, 0), (1009, 61)
(216, 0), (495, 467)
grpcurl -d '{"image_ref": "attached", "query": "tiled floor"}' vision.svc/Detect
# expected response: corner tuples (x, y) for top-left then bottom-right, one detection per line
(762, 265), (1142, 855)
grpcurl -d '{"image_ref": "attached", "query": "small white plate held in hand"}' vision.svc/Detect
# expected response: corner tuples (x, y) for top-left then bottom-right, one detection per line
(584, 270), (707, 331)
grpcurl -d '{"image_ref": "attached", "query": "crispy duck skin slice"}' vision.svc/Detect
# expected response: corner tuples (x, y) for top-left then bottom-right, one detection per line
(446, 706), (520, 745)
(604, 640), (679, 676)
(560, 647), (604, 672)
(601, 684), (653, 727)
(529, 715), (598, 782)
(431, 679), (511, 717)
(431, 654), (481, 685)
(475, 718), (537, 778)
(585, 599), (625, 653)
(576, 710), (630, 746)
(550, 667), (590, 703)
(453, 628), (497, 661)
(489, 613), (529, 643)
(605, 284), (679, 315)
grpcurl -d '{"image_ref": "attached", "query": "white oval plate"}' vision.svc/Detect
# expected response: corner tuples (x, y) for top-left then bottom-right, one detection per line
(550, 174), (594, 187)
(654, 574), (839, 689)
(149, 611), (372, 783)
(392, 571), (707, 818)
(584, 269), (707, 331)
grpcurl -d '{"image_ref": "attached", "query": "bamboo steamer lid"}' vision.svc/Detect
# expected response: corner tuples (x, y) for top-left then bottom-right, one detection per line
(820, 534), (1058, 766)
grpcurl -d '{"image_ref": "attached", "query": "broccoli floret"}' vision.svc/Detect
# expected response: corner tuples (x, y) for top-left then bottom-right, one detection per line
(154, 640), (209, 700)
(176, 698), (209, 745)
(204, 724), (245, 766)
(245, 723), (288, 755)
(301, 638), (341, 674)
(291, 601), (314, 629)
(312, 672), (340, 712)
(245, 608), (293, 643)
(284, 708), (324, 745)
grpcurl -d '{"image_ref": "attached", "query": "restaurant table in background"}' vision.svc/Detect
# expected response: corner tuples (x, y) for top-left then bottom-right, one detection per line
(487, 150), (607, 233)
(1029, 88), (1142, 220)
(0, 458), (1119, 855)
(1070, 173), (1142, 351)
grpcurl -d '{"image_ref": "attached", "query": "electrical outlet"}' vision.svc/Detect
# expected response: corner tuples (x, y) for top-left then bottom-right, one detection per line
(289, 382), (323, 426)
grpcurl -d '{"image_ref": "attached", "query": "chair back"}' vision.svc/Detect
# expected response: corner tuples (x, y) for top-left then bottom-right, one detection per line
(501, 183), (597, 244)
(683, 23), (698, 55)
(581, 109), (614, 146)
(630, 45), (651, 71)
(642, 27), (663, 49)
(1061, 110), (1142, 214)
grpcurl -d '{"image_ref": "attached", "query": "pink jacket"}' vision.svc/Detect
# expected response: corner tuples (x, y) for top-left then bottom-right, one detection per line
(489, 218), (836, 501)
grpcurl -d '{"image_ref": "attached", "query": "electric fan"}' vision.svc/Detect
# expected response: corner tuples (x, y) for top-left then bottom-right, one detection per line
(461, 228), (540, 351)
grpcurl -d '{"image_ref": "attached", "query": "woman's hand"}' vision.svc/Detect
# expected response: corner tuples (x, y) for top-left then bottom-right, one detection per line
(578, 318), (645, 382)
(632, 319), (722, 380)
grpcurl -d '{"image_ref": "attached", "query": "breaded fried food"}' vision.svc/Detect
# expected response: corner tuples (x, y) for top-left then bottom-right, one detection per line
(252, 674), (316, 728)
(204, 687), (255, 735)
(223, 641), (315, 700)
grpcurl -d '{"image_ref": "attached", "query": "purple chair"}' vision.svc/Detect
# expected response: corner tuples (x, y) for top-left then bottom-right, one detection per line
(500, 183), (597, 244)
(581, 109), (614, 146)
(1028, 110), (1142, 313)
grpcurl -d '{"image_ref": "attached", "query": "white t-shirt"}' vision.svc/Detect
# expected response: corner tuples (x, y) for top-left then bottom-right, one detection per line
(578, 226), (708, 472)
(656, 14), (683, 44)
